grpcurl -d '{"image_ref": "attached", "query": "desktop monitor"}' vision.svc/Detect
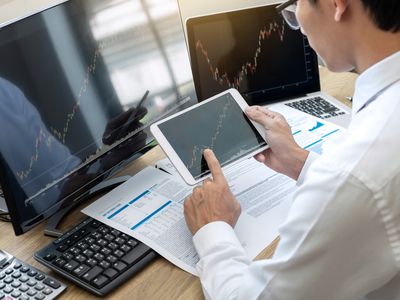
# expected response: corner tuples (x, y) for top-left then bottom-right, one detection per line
(0, 0), (197, 235)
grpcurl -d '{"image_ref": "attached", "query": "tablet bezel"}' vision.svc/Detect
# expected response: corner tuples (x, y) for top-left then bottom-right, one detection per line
(150, 88), (268, 185)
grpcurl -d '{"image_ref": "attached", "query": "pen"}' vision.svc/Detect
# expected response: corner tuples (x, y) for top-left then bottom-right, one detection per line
(121, 90), (150, 131)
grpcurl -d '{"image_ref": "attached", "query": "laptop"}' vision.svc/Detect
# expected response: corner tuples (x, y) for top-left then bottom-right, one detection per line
(185, 3), (351, 128)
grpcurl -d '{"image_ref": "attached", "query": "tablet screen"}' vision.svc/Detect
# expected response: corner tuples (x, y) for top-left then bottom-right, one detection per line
(157, 92), (267, 180)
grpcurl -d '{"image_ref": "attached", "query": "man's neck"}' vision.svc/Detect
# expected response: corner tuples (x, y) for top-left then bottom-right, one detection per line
(353, 30), (400, 74)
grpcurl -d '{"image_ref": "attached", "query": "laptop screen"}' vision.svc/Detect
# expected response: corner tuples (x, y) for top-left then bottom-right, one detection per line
(186, 4), (320, 104)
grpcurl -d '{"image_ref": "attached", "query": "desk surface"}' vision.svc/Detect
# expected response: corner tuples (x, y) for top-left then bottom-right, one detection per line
(0, 68), (358, 299)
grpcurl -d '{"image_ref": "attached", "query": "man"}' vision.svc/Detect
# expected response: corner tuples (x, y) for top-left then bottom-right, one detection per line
(183, 0), (400, 299)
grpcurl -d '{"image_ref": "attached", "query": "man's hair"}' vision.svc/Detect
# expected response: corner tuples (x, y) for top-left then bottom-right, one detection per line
(360, 0), (400, 32)
(310, 0), (400, 32)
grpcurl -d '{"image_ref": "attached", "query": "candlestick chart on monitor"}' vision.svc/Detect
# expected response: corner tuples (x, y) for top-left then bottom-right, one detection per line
(189, 7), (310, 101)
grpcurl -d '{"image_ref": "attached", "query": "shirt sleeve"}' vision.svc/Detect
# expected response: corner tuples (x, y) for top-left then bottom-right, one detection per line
(296, 151), (319, 186)
(193, 158), (399, 300)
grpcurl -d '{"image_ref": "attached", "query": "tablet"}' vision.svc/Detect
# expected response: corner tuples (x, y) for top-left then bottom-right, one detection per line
(150, 89), (268, 185)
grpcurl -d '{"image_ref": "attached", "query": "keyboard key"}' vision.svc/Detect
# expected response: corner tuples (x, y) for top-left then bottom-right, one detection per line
(19, 275), (29, 283)
(92, 275), (109, 289)
(82, 266), (103, 283)
(56, 244), (68, 252)
(43, 253), (56, 261)
(27, 279), (37, 287)
(35, 274), (45, 281)
(86, 258), (97, 267)
(0, 283), (4, 290)
(63, 260), (79, 272)
(75, 255), (87, 263)
(110, 229), (121, 237)
(13, 263), (21, 269)
(82, 249), (94, 258)
(3, 286), (12, 294)
(114, 237), (126, 245)
(127, 239), (138, 248)
(114, 250), (125, 258)
(34, 283), (45, 291)
(5, 269), (13, 275)
(42, 287), (53, 295)
(4, 277), (13, 284)
(62, 253), (74, 261)
(27, 270), (37, 277)
(53, 258), (67, 268)
(11, 281), (21, 288)
(99, 260), (110, 269)
(19, 295), (29, 300)
(103, 268), (118, 279)
(104, 234), (114, 242)
(90, 220), (101, 228)
(108, 243), (118, 251)
(20, 267), (29, 273)
(0, 292), (4, 299)
(120, 245), (131, 253)
(27, 289), (37, 296)
(121, 244), (151, 266)
(112, 261), (127, 273)
(100, 248), (111, 256)
(73, 265), (91, 278)
(90, 244), (101, 252)
(10, 290), (21, 298)
(19, 285), (29, 292)
(12, 271), (21, 278)
(34, 293), (45, 300)
(43, 278), (61, 289)
(93, 253), (104, 261)
(106, 255), (117, 264)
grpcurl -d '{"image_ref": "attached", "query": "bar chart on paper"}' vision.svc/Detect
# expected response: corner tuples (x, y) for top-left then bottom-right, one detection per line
(104, 190), (172, 231)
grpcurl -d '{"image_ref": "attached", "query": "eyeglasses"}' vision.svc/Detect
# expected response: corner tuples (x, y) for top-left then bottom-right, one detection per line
(276, 0), (300, 30)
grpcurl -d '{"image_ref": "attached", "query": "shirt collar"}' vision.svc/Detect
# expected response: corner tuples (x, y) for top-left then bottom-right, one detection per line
(352, 50), (400, 115)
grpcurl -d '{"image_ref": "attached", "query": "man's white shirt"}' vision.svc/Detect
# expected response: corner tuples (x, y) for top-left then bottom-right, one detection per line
(192, 51), (400, 300)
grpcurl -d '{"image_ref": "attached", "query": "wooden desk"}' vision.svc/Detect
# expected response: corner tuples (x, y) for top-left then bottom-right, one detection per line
(0, 68), (358, 299)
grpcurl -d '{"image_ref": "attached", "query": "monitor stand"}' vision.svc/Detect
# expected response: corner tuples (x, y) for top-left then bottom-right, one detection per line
(44, 175), (131, 238)
(0, 197), (8, 213)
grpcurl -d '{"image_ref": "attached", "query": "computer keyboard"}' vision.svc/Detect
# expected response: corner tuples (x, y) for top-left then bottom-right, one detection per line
(285, 96), (347, 119)
(0, 249), (66, 300)
(34, 217), (158, 296)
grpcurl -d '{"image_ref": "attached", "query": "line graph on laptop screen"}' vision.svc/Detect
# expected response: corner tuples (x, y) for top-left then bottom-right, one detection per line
(188, 5), (317, 103)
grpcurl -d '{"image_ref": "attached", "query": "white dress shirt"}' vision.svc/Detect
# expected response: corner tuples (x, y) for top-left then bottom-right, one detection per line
(192, 51), (400, 300)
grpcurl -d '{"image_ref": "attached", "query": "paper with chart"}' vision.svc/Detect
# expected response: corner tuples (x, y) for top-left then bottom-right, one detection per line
(269, 103), (346, 154)
(82, 161), (297, 275)
(82, 106), (346, 275)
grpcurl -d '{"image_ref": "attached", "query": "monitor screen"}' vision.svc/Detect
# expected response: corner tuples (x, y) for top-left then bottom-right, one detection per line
(0, 0), (196, 234)
(186, 4), (320, 104)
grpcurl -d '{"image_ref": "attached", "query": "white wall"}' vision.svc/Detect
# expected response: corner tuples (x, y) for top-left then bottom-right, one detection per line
(0, 0), (65, 26)
(177, 0), (278, 40)
(178, 0), (278, 21)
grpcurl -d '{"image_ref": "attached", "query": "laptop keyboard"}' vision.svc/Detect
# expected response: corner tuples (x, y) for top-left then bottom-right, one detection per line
(34, 217), (158, 296)
(285, 96), (347, 119)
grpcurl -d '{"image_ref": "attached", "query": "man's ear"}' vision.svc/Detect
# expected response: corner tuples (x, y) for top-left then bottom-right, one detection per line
(333, 0), (350, 22)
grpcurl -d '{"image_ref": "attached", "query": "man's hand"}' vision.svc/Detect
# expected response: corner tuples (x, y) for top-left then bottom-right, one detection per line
(102, 106), (147, 145)
(184, 149), (241, 235)
(245, 106), (309, 180)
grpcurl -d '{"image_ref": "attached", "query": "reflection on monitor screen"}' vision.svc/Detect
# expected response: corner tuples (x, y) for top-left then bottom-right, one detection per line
(187, 4), (320, 104)
(0, 0), (196, 234)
